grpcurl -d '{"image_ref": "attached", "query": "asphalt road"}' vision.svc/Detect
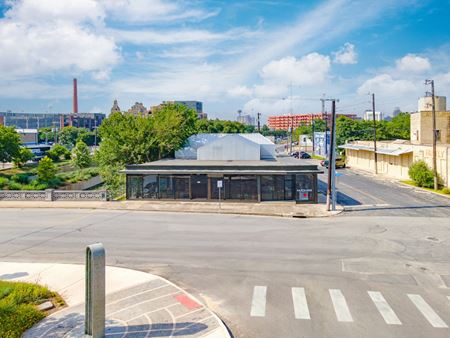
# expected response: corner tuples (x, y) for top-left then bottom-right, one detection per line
(316, 165), (450, 217)
(1, 208), (450, 338)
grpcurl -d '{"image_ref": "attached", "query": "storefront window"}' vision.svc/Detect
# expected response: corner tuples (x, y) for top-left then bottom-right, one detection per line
(241, 176), (257, 200)
(143, 175), (158, 199)
(210, 176), (224, 199)
(295, 174), (314, 202)
(261, 175), (294, 201)
(159, 175), (174, 199)
(127, 176), (143, 199)
(174, 176), (190, 199)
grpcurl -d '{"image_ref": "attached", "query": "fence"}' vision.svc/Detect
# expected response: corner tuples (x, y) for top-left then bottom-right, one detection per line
(0, 189), (107, 201)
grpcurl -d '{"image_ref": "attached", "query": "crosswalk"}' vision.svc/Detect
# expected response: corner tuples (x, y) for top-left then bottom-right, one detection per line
(249, 286), (450, 329)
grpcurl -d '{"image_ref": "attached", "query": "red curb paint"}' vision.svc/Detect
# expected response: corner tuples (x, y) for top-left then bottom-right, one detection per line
(175, 294), (201, 310)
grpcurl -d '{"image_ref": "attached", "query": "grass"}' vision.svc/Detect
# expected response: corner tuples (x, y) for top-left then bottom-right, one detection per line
(312, 154), (325, 160)
(0, 281), (65, 338)
(401, 180), (450, 196)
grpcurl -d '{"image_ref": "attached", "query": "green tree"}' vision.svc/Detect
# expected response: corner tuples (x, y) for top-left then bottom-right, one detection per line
(37, 156), (57, 182)
(386, 113), (410, 139)
(153, 103), (197, 158)
(13, 147), (34, 168)
(38, 127), (54, 143)
(0, 126), (21, 166)
(72, 140), (91, 169)
(58, 126), (92, 148)
(47, 144), (71, 162)
(95, 112), (157, 197)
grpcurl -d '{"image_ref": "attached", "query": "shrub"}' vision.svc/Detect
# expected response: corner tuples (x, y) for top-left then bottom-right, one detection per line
(408, 161), (435, 188)
(0, 177), (9, 188)
(71, 140), (91, 169)
(37, 156), (57, 182)
(7, 181), (22, 190)
(11, 173), (30, 184)
(442, 187), (450, 195)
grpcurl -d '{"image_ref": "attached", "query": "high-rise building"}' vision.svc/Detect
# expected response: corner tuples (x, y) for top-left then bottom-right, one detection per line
(363, 110), (383, 121)
(237, 110), (255, 126)
(267, 113), (357, 130)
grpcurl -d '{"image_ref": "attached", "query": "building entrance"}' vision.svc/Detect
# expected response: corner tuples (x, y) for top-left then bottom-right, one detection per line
(191, 175), (208, 199)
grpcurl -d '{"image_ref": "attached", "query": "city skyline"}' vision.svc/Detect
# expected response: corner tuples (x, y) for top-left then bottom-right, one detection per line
(0, 0), (449, 121)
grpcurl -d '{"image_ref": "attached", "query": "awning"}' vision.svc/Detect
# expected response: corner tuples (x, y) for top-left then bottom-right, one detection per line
(340, 144), (413, 156)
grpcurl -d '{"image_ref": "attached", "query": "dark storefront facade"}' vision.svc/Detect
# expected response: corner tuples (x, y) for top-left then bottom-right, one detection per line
(124, 160), (321, 203)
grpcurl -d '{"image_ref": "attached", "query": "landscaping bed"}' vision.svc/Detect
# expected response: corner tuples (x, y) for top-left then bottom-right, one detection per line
(0, 280), (65, 338)
(0, 162), (100, 191)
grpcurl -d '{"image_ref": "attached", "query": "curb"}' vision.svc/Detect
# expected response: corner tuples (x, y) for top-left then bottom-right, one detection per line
(1, 262), (231, 338)
(0, 201), (337, 218)
(396, 181), (450, 200)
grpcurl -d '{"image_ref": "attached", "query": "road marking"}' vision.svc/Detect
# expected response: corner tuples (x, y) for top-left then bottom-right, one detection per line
(329, 289), (353, 322)
(292, 287), (310, 319)
(250, 286), (267, 317)
(408, 294), (447, 328)
(368, 291), (401, 325)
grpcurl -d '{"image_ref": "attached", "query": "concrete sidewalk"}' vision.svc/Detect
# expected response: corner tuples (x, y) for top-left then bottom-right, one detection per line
(0, 199), (341, 217)
(0, 262), (230, 338)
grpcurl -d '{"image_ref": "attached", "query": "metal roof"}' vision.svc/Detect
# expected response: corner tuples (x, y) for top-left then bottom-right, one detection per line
(340, 143), (413, 156)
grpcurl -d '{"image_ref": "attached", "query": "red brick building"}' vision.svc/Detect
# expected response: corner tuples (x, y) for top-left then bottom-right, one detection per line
(267, 113), (358, 130)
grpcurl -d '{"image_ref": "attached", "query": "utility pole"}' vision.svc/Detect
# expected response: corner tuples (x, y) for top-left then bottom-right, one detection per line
(312, 118), (315, 156)
(257, 112), (261, 132)
(289, 83), (293, 155)
(425, 79), (438, 190)
(320, 97), (334, 157)
(372, 93), (378, 174)
(326, 99), (338, 211)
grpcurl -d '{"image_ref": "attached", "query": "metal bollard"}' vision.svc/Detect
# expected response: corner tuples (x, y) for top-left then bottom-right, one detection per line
(85, 243), (105, 338)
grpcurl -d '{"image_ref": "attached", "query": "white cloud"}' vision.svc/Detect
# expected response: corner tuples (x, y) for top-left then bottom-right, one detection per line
(357, 74), (418, 97)
(0, 0), (120, 79)
(260, 53), (331, 86)
(227, 86), (253, 98)
(333, 42), (357, 64)
(101, 0), (219, 23)
(396, 54), (431, 73)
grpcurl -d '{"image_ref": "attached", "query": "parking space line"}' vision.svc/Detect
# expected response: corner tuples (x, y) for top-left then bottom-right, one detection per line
(368, 291), (401, 325)
(250, 286), (267, 317)
(292, 287), (310, 320)
(408, 294), (448, 328)
(329, 289), (353, 322)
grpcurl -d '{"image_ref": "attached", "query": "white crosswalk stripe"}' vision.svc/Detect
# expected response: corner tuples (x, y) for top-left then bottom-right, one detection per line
(408, 294), (448, 328)
(329, 289), (353, 322)
(368, 291), (401, 325)
(292, 287), (310, 320)
(250, 286), (267, 317)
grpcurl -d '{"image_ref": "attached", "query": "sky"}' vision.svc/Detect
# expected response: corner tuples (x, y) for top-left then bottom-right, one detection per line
(0, 0), (450, 122)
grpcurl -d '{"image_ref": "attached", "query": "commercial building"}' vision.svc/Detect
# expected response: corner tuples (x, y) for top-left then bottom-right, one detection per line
(124, 133), (322, 202)
(268, 113), (357, 130)
(341, 108), (450, 187)
(16, 129), (38, 144)
(363, 110), (384, 121)
(0, 111), (105, 131)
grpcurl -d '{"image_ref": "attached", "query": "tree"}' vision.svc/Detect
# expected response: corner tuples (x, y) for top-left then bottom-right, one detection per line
(38, 127), (54, 143)
(153, 103), (197, 158)
(47, 144), (71, 162)
(58, 126), (92, 148)
(37, 156), (57, 182)
(409, 160), (435, 188)
(95, 112), (157, 197)
(72, 140), (91, 169)
(0, 126), (21, 166)
(387, 113), (410, 139)
(13, 147), (34, 168)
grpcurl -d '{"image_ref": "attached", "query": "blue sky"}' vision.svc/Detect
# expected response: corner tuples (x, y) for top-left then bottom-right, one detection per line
(0, 0), (449, 122)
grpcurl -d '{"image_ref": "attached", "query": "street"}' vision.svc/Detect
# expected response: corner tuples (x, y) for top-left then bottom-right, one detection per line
(1, 167), (450, 338)
(317, 164), (450, 217)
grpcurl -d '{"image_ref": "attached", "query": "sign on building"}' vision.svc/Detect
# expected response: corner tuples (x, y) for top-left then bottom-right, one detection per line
(313, 131), (330, 157)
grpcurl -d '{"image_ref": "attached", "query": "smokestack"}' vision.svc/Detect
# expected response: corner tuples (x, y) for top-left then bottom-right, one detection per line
(73, 78), (78, 114)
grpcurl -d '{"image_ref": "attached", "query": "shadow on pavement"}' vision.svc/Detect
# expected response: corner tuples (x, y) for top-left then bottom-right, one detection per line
(318, 179), (362, 206)
(24, 312), (209, 338)
(344, 205), (450, 213)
